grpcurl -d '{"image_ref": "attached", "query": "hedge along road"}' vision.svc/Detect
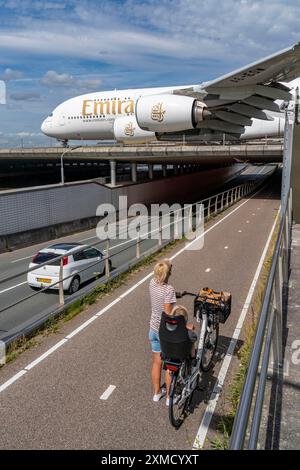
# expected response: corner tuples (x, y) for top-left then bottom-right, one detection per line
(0, 173), (280, 449)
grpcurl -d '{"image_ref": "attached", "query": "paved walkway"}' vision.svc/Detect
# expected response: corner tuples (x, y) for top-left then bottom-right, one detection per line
(0, 180), (280, 450)
(277, 224), (300, 449)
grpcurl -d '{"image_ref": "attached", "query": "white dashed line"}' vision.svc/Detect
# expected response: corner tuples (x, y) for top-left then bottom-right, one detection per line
(100, 385), (116, 400)
(224, 246), (229, 250)
(238, 230), (242, 233)
(11, 255), (34, 263)
(0, 281), (27, 295)
(205, 268), (211, 273)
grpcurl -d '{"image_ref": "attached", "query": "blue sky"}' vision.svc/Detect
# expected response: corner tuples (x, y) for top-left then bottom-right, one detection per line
(0, 0), (299, 147)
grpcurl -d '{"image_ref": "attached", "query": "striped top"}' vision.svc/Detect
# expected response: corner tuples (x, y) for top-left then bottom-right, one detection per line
(149, 278), (176, 333)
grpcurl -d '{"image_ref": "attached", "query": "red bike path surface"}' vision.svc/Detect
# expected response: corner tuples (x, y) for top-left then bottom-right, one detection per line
(0, 178), (280, 450)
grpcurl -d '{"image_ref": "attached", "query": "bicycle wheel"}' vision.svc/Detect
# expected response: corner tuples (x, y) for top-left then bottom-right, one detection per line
(169, 371), (189, 428)
(201, 323), (219, 372)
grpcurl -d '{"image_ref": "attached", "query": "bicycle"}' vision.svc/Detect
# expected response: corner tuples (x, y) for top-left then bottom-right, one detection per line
(160, 289), (231, 428)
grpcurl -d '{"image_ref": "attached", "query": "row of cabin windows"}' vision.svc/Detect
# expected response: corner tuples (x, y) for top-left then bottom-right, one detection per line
(93, 97), (131, 101)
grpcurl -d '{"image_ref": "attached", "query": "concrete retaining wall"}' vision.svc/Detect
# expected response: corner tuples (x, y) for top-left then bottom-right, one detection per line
(0, 165), (243, 252)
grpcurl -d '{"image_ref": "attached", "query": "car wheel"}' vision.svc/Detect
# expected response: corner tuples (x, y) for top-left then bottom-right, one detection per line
(67, 275), (80, 295)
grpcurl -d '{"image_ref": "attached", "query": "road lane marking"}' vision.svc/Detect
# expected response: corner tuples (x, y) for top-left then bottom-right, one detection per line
(9, 237), (134, 266)
(224, 246), (228, 250)
(11, 255), (34, 263)
(205, 268), (211, 273)
(192, 210), (279, 449)
(24, 339), (68, 371)
(0, 370), (27, 393)
(79, 235), (98, 242)
(0, 184), (270, 394)
(65, 316), (98, 340)
(0, 281), (27, 295)
(100, 385), (116, 400)
(238, 230), (242, 233)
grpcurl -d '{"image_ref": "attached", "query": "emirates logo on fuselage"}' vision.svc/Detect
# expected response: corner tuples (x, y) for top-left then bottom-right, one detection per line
(151, 103), (166, 122)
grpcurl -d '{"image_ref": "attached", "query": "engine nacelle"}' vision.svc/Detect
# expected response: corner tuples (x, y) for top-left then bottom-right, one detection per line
(136, 94), (208, 133)
(113, 116), (157, 143)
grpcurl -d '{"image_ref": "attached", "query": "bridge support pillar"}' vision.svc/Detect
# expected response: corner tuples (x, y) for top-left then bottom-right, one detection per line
(110, 160), (116, 187)
(131, 162), (137, 183)
(148, 164), (154, 180)
(291, 121), (300, 223)
(162, 164), (167, 178)
(174, 165), (178, 175)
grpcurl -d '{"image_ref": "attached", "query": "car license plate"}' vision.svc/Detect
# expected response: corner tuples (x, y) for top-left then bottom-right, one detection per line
(37, 278), (52, 284)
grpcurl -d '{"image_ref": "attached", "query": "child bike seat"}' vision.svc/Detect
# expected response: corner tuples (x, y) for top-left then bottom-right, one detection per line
(159, 312), (193, 361)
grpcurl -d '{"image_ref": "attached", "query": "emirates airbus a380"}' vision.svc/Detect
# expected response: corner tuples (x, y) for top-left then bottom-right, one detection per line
(41, 43), (300, 145)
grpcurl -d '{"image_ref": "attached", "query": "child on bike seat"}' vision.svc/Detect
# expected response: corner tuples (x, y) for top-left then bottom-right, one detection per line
(170, 305), (197, 353)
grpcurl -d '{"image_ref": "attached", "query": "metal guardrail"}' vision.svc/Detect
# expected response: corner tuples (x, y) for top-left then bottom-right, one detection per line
(229, 187), (292, 449)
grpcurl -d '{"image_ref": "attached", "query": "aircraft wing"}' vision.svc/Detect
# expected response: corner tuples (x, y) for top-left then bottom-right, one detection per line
(172, 42), (300, 139)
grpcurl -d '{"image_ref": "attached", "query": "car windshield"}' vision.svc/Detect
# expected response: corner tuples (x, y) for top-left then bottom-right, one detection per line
(33, 252), (61, 266)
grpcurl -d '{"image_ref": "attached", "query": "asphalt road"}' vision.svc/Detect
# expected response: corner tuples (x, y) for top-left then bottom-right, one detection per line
(0, 169), (280, 449)
(0, 165), (274, 343)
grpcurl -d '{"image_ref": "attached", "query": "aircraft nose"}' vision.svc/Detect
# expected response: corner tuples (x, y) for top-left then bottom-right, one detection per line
(41, 117), (52, 136)
(41, 119), (47, 134)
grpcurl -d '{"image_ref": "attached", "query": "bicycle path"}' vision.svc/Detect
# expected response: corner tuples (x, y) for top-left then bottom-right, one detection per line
(0, 177), (280, 449)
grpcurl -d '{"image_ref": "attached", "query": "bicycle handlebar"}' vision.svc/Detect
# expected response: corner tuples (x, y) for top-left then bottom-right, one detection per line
(176, 291), (224, 303)
(175, 291), (198, 298)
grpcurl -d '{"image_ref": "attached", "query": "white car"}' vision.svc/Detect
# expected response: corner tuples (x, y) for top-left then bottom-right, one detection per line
(27, 243), (110, 294)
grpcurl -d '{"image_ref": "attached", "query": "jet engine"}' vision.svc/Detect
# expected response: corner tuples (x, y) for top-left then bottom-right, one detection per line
(113, 116), (157, 143)
(136, 94), (209, 133)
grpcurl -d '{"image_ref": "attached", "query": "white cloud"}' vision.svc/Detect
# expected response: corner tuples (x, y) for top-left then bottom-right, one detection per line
(1, 0), (67, 10)
(40, 70), (101, 90)
(1, 0), (300, 147)
(41, 70), (74, 87)
(0, 0), (299, 79)
(10, 91), (41, 101)
(15, 132), (43, 137)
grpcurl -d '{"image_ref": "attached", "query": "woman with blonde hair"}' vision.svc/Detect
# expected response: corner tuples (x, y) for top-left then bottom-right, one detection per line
(149, 258), (176, 403)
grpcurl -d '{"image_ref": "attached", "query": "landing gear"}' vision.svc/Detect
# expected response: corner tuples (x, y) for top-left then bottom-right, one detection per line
(58, 139), (69, 148)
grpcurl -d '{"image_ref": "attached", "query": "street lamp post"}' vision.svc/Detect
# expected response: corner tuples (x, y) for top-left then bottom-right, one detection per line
(60, 146), (81, 185)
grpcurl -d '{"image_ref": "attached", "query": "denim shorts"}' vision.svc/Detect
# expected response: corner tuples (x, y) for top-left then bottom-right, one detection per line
(149, 329), (161, 353)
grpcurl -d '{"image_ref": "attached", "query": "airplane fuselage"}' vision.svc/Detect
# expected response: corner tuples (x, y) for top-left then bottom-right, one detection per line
(41, 85), (189, 141)
(41, 79), (298, 143)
